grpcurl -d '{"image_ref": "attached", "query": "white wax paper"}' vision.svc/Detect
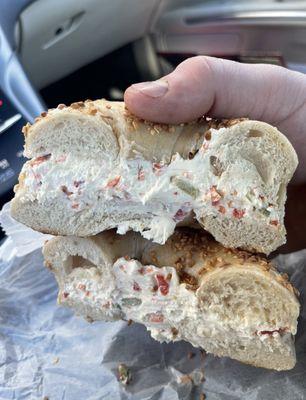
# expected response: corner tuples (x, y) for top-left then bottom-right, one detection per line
(1, 202), (306, 399)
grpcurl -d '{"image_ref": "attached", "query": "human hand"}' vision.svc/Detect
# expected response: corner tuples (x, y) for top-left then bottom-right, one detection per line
(124, 56), (306, 252)
(124, 56), (306, 184)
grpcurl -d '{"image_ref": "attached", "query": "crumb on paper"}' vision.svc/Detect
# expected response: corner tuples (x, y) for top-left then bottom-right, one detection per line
(171, 327), (178, 337)
(200, 394), (206, 400)
(179, 367), (205, 387)
(118, 363), (131, 385)
(200, 349), (206, 359)
(52, 357), (59, 364)
(188, 351), (195, 359)
(179, 374), (193, 385)
(43, 397), (49, 400)
(127, 319), (133, 326)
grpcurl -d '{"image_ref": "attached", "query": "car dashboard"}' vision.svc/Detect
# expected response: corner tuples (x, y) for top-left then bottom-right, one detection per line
(0, 89), (26, 206)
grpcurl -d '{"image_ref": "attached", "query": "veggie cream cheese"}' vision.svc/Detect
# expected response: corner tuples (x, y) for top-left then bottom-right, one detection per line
(59, 257), (288, 346)
(20, 128), (280, 243)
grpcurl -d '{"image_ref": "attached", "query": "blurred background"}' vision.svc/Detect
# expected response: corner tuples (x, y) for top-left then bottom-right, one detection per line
(0, 0), (306, 248)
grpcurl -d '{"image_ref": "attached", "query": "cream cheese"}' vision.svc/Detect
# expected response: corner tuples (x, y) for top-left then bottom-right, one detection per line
(20, 129), (281, 243)
(59, 257), (288, 347)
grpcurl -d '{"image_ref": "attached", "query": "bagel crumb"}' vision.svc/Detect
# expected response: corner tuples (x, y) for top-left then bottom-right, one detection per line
(171, 327), (178, 336)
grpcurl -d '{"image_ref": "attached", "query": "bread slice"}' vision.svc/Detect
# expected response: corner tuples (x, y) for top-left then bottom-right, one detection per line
(12, 100), (298, 253)
(43, 228), (300, 371)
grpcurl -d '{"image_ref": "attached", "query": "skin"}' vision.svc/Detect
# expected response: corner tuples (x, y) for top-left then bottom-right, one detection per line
(124, 56), (306, 252)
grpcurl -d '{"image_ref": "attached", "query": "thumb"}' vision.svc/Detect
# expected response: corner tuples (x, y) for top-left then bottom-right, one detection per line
(124, 56), (306, 125)
(124, 56), (306, 183)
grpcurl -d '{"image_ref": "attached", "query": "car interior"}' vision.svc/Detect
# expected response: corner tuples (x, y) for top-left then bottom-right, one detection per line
(1, 0), (306, 241)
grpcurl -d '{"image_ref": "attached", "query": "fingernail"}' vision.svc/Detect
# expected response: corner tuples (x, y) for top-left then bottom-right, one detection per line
(130, 80), (168, 98)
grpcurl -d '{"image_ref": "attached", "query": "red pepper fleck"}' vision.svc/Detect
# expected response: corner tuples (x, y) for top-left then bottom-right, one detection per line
(218, 205), (226, 214)
(152, 163), (164, 175)
(153, 162), (162, 171)
(107, 176), (121, 188)
(85, 291), (90, 297)
(149, 313), (164, 323)
(30, 154), (51, 166)
(133, 281), (141, 291)
(137, 166), (145, 181)
(258, 328), (286, 336)
(74, 180), (85, 188)
(138, 266), (153, 275)
(210, 185), (222, 206)
(62, 292), (69, 298)
(233, 208), (245, 219)
(270, 220), (279, 226)
(173, 192), (178, 196)
(78, 284), (86, 291)
(156, 274), (170, 296)
(174, 209), (186, 221)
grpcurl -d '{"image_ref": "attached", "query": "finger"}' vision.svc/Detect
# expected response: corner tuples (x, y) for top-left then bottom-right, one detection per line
(124, 56), (306, 125)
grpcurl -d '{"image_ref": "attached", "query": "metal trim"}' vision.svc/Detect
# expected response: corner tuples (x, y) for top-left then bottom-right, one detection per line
(185, 10), (306, 25)
(0, 113), (22, 135)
